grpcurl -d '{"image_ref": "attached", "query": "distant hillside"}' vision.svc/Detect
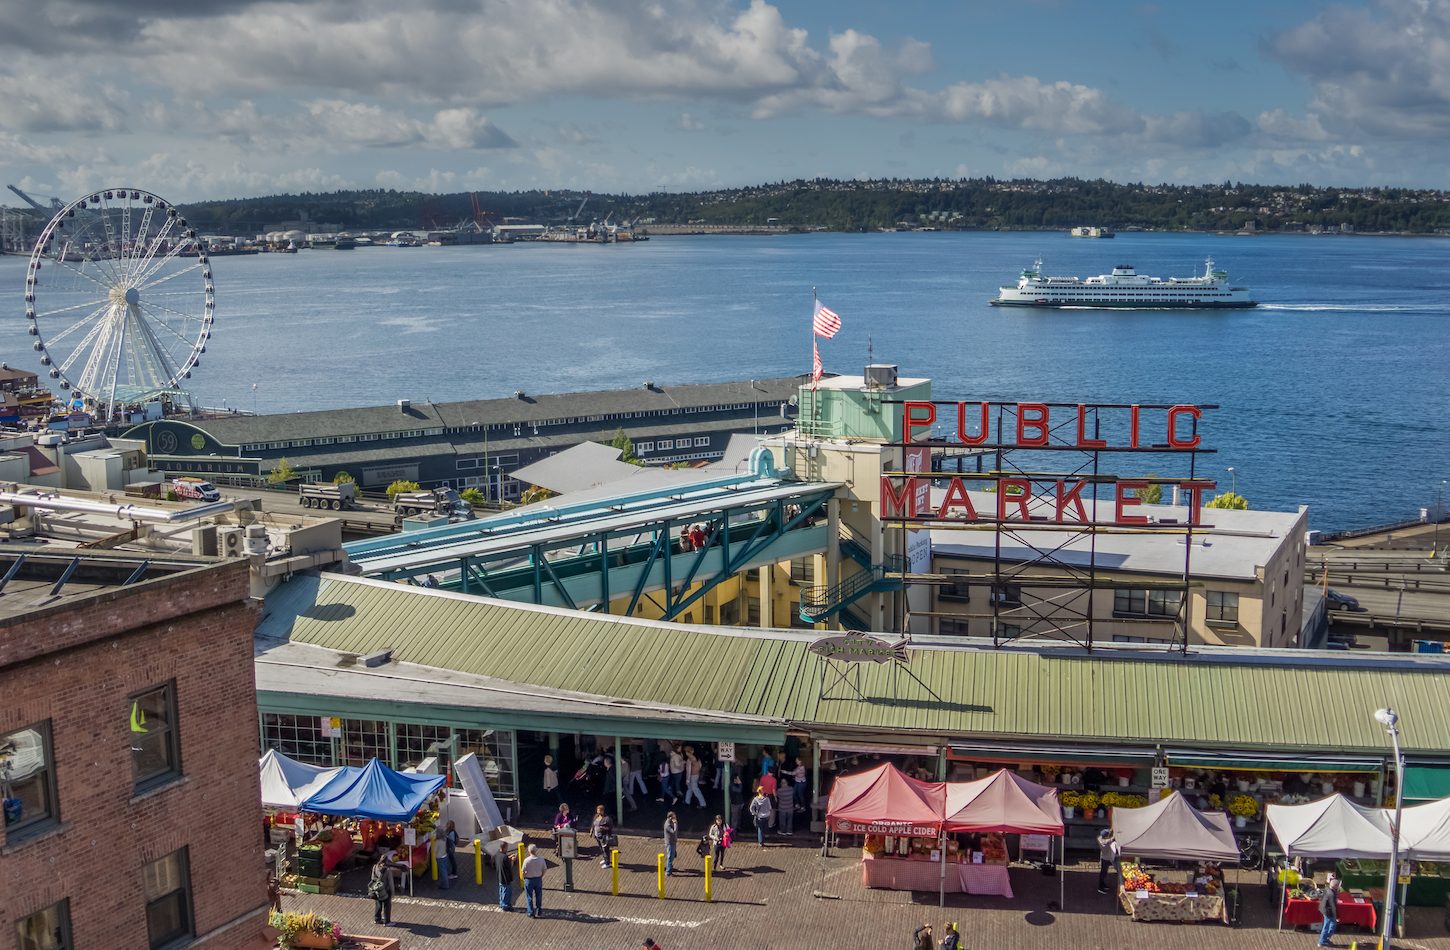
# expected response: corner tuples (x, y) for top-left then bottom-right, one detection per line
(172, 178), (1450, 235)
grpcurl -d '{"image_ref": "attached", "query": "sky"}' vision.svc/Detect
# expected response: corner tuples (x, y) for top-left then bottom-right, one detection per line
(4, 0), (1450, 202)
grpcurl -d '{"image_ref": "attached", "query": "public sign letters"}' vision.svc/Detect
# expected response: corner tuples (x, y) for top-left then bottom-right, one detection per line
(883, 401), (1217, 527)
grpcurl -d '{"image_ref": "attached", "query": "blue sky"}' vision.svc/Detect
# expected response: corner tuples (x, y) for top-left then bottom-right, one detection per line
(3, 0), (1449, 201)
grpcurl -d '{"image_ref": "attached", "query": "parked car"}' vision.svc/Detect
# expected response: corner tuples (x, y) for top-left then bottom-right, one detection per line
(1326, 588), (1360, 611)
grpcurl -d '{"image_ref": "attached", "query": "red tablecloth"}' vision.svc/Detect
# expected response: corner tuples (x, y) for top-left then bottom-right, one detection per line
(1283, 895), (1377, 930)
(861, 854), (1012, 896)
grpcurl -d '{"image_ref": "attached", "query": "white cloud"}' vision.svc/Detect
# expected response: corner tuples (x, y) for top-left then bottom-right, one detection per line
(678, 112), (705, 131)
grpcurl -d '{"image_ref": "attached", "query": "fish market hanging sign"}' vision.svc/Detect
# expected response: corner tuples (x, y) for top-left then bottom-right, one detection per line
(810, 633), (909, 665)
(883, 400), (1218, 527)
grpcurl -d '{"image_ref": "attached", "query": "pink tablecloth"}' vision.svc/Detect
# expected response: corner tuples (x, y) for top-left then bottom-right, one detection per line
(861, 854), (1013, 897)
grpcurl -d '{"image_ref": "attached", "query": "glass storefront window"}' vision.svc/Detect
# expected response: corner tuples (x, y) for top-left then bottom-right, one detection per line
(260, 714), (332, 765)
(339, 719), (389, 766)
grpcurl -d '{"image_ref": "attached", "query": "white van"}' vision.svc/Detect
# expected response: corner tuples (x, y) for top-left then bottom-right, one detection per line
(171, 476), (220, 502)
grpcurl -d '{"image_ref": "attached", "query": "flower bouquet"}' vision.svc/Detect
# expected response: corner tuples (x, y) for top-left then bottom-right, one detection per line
(1077, 791), (1100, 817)
(1228, 794), (1258, 827)
(1060, 790), (1080, 818)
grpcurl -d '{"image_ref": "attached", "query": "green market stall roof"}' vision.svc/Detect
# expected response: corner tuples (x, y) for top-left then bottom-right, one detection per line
(258, 573), (1450, 758)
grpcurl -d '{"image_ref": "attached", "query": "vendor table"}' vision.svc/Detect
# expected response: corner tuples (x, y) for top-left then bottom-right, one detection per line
(1282, 894), (1376, 931)
(861, 853), (1013, 897)
(1338, 861), (1450, 907)
(1118, 888), (1227, 924)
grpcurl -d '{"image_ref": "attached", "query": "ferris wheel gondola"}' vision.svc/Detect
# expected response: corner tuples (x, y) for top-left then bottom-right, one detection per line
(23, 188), (213, 422)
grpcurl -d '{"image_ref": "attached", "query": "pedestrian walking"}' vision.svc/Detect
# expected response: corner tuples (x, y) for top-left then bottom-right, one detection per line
(684, 750), (707, 807)
(542, 753), (560, 804)
(729, 771), (744, 828)
(443, 820), (459, 879)
(776, 778), (795, 836)
(758, 767), (778, 828)
(1096, 828), (1120, 893)
(522, 843), (547, 918)
(1317, 872), (1340, 947)
(496, 844), (515, 911)
(368, 852), (404, 926)
(749, 786), (773, 846)
(630, 749), (650, 799)
(591, 804), (615, 867)
(913, 922), (935, 950)
(656, 760), (670, 802)
(668, 745), (685, 804)
(940, 921), (961, 950)
(708, 814), (728, 868)
(619, 758), (638, 811)
(663, 811), (679, 876)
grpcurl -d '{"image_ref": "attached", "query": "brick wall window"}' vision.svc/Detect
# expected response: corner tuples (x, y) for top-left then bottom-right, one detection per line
(339, 719), (389, 767)
(129, 684), (181, 792)
(15, 898), (71, 950)
(261, 714), (331, 765)
(1207, 590), (1239, 625)
(144, 848), (193, 949)
(1, 721), (58, 843)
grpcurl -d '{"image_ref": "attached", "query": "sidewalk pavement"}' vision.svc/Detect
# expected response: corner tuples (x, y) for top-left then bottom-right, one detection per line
(285, 828), (1450, 949)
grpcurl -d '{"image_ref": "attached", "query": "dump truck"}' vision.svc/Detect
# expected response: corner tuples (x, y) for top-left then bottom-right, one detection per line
(393, 488), (473, 524)
(298, 481), (358, 511)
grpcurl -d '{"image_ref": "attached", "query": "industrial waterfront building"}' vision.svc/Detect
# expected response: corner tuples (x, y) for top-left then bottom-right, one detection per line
(122, 376), (803, 501)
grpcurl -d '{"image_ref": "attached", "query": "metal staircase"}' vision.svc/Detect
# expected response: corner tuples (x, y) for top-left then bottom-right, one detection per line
(799, 555), (905, 623)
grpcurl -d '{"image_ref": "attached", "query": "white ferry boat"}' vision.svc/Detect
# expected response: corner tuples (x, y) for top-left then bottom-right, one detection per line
(1070, 226), (1114, 238)
(991, 258), (1256, 309)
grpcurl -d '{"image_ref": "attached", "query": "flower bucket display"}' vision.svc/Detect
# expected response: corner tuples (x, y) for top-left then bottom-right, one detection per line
(1236, 779), (1250, 792)
(1353, 781), (1366, 798)
(269, 911), (340, 950)
(1235, 815), (1247, 829)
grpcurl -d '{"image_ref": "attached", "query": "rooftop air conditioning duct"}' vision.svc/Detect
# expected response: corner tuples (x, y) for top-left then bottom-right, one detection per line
(864, 364), (899, 389)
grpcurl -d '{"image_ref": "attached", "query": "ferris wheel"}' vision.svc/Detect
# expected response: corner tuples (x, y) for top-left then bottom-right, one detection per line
(23, 188), (213, 421)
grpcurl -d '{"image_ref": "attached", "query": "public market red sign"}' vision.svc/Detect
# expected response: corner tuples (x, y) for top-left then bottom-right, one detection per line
(882, 401), (1217, 527)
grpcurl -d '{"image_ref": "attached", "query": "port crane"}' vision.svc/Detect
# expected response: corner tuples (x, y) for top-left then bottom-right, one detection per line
(6, 185), (64, 211)
(567, 191), (591, 225)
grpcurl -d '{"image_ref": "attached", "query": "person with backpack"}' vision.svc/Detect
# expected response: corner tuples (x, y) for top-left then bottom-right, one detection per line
(940, 922), (961, 950)
(591, 804), (615, 867)
(368, 851), (405, 926)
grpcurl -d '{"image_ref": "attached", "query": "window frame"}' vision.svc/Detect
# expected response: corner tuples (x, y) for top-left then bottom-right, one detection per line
(15, 898), (72, 950)
(129, 683), (182, 794)
(939, 567), (971, 602)
(1, 720), (59, 843)
(143, 847), (194, 950)
(1206, 590), (1240, 626)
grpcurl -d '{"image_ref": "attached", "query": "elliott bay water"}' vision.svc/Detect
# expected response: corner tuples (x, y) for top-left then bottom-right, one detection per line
(2, 230), (1448, 531)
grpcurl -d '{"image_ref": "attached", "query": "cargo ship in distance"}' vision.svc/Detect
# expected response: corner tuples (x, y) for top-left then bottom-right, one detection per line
(990, 258), (1257, 309)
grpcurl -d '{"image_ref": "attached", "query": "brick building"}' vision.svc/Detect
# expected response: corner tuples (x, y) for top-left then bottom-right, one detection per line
(1, 551), (270, 950)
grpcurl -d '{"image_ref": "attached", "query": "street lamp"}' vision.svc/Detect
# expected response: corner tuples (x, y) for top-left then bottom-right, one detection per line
(1227, 467), (1236, 496)
(1375, 707), (1404, 949)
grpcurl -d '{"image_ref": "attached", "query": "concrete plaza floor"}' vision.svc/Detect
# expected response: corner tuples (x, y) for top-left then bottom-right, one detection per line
(285, 828), (1450, 949)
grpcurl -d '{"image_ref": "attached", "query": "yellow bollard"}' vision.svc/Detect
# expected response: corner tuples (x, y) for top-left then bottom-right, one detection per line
(611, 848), (620, 896)
(474, 839), (484, 886)
(704, 854), (714, 902)
(430, 845), (439, 881)
(657, 853), (666, 898)
(517, 842), (526, 885)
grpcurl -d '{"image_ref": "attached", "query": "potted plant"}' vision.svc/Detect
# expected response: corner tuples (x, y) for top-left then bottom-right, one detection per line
(269, 911), (340, 949)
(1228, 795), (1259, 829)
(1060, 790), (1080, 819)
(1078, 791), (1101, 819)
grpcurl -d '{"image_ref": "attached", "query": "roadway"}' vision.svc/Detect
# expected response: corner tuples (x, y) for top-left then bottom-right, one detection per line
(1309, 533), (1450, 645)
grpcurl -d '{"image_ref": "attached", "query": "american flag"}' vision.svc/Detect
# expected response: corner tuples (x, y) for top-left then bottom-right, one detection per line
(812, 339), (823, 390)
(813, 299), (841, 338)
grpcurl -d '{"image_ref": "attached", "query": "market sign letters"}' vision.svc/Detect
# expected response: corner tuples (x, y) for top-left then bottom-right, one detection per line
(884, 401), (1217, 527)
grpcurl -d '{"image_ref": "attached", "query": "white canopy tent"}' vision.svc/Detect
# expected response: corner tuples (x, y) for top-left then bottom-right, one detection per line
(1398, 797), (1450, 861)
(1265, 795), (1393, 860)
(258, 748), (343, 810)
(1111, 791), (1240, 862)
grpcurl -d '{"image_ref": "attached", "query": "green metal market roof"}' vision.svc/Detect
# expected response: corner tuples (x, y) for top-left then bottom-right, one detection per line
(260, 574), (1450, 757)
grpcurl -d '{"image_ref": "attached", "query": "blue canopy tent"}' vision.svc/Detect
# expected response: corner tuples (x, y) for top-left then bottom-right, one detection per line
(301, 758), (446, 821)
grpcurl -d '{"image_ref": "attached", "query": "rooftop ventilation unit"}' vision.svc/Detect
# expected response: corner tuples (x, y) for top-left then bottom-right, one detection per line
(397, 399), (411, 411)
(864, 364), (899, 389)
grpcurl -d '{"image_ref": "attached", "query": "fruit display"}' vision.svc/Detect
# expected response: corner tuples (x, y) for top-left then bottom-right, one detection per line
(980, 833), (1009, 865)
(1120, 862), (1156, 891)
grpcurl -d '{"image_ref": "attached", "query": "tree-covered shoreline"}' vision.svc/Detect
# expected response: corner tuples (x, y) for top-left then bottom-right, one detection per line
(170, 177), (1450, 236)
